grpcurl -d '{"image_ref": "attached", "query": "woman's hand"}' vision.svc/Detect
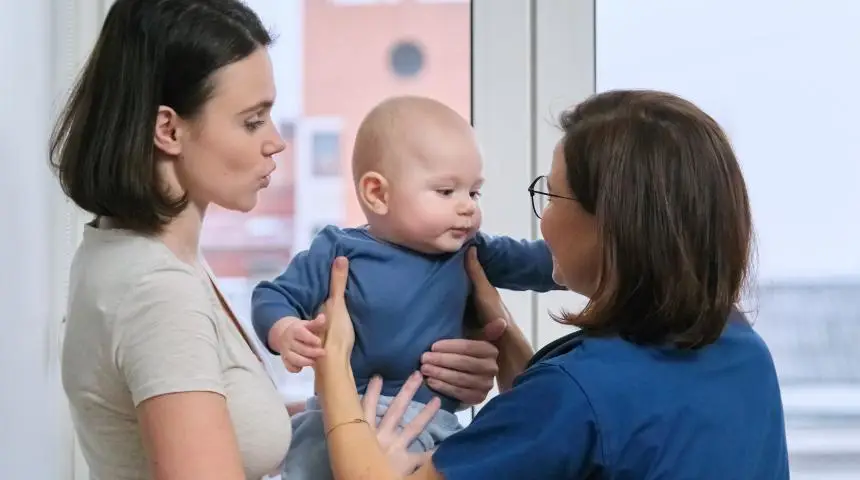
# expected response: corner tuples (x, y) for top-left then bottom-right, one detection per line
(420, 324), (504, 405)
(362, 374), (441, 476)
(318, 256), (355, 360)
(464, 247), (514, 328)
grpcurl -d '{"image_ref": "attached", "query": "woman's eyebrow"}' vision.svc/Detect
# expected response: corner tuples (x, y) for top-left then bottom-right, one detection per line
(237, 99), (273, 116)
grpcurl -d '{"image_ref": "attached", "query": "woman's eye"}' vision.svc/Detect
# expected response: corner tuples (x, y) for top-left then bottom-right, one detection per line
(245, 119), (265, 132)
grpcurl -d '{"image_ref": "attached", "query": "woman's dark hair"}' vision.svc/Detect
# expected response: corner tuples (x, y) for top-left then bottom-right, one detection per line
(555, 90), (753, 349)
(50, 0), (272, 234)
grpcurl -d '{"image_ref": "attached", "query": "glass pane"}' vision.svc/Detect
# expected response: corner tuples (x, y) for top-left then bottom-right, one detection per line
(201, 0), (472, 410)
(596, 3), (860, 478)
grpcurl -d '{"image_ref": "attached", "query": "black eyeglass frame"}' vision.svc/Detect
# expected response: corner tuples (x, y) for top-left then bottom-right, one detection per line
(527, 175), (576, 218)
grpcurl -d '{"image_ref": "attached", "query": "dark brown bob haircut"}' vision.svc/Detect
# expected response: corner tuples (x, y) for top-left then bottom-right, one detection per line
(49, 0), (272, 234)
(556, 89), (753, 349)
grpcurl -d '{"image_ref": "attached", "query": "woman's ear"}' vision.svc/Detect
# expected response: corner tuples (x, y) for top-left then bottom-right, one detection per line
(357, 171), (390, 215)
(153, 105), (183, 156)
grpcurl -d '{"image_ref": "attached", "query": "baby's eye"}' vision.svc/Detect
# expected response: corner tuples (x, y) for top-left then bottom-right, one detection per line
(436, 188), (454, 197)
(470, 191), (481, 199)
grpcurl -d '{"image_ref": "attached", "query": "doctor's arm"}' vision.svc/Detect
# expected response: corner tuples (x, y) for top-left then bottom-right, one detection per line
(318, 257), (596, 479)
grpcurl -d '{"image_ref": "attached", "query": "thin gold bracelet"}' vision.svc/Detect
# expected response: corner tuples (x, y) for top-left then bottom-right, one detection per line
(325, 418), (369, 438)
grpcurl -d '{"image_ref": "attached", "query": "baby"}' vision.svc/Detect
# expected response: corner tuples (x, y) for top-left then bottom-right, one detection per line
(251, 95), (558, 480)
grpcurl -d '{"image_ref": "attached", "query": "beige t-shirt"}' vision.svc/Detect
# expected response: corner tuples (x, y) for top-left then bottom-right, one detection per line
(61, 224), (291, 479)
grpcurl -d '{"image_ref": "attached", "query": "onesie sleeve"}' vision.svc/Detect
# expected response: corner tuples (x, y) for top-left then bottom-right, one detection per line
(251, 226), (338, 352)
(432, 364), (602, 479)
(473, 232), (561, 292)
(113, 265), (225, 406)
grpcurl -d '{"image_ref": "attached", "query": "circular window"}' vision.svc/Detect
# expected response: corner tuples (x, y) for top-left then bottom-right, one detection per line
(389, 41), (425, 78)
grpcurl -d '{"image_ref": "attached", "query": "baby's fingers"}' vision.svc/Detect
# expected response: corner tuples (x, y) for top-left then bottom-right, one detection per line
(283, 352), (313, 373)
(294, 322), (323, 347)
(292, 340), (326, 360)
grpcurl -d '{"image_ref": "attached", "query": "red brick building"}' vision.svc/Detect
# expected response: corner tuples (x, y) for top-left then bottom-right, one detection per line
(203, 0), (470, 279)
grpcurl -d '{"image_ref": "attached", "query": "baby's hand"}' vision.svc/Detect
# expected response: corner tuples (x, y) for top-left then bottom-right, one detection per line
(274, 314), (327, 373)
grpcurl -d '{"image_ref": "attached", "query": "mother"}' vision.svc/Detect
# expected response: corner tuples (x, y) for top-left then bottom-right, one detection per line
(315, 90), (790, 479)
(53, 1), (499, 478)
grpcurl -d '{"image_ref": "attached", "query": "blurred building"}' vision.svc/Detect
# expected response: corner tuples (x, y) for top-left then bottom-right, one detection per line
(203, 0), (470, 282)
(301, 0), (471, 228)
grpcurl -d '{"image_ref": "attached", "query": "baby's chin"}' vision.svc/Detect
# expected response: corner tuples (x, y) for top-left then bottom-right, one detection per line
(424, 236), (470, 254)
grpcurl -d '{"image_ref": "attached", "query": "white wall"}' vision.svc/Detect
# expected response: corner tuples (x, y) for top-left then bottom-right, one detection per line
(0, 0), (73, 477)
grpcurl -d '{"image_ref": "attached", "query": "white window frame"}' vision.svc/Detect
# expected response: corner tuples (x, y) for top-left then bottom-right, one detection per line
(293, 116), (346, 250)
(531, 0), (596, 349)
(471, 0), (595, 411)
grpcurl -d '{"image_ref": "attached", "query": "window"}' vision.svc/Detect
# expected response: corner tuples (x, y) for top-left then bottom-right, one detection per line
(389, 40), (425, 78)
(310, 131), (340, 176)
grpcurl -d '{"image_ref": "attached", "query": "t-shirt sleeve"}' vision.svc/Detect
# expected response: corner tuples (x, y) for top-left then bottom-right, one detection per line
(432, 364), (602, 479)
(113, 265), (224, 407)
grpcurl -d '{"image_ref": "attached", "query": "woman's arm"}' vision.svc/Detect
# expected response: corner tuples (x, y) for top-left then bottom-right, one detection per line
(315, 257), (444, 480)
(462, 247), (533, 392)
(317, 356), (444, 480)
(138, 392), (245, 479)
(115, 267), (248, 479)
(491, 313), (533, 392)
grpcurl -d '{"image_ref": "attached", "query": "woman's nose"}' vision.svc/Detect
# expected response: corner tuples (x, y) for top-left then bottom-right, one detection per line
(264, 125), (287, 157)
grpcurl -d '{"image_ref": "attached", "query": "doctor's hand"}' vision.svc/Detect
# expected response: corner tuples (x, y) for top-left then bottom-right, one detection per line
(362, 374), (440, 476)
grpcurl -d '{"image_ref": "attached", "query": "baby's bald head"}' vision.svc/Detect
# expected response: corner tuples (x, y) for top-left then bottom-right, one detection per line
(352, 95), (476, 183)
(351, 96), (484, 254)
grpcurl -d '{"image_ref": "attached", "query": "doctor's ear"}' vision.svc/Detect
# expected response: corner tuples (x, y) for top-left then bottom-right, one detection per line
(357, 171), (390, 215)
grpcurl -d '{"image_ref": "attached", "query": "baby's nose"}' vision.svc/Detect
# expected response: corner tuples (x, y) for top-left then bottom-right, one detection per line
(457, 200), (477, 215)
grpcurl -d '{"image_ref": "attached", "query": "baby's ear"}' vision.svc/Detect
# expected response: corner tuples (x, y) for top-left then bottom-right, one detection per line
(357, 171), (390, 215)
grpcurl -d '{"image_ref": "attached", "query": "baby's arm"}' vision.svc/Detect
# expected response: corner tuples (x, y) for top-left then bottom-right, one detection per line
(251, 227), (338, 358)
(473, 232), (562, 292)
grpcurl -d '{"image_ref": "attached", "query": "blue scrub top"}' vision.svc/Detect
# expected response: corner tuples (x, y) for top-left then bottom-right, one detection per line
(433, 313), (789, 479)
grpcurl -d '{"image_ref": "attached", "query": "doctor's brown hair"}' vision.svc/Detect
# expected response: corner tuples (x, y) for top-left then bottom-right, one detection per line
(554, 90), (753, 349)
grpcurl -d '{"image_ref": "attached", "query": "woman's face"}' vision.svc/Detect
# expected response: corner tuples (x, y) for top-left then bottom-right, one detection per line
(163, 47), (286, 213)
(540, 141), (600, 296)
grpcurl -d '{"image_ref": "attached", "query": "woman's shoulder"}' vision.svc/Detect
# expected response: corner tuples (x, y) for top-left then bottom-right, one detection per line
(530, 318), (780, 407)
(71, 226), (206, 308)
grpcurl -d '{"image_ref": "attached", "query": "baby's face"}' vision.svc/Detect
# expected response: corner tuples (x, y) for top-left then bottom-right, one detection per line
(385, 134), (484, 254)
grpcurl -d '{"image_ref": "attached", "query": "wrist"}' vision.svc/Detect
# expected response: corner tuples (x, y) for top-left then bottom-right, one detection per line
(321, 327), (353, 361)
(317, 351), (351, 378)
(315, 357), (358, 418)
